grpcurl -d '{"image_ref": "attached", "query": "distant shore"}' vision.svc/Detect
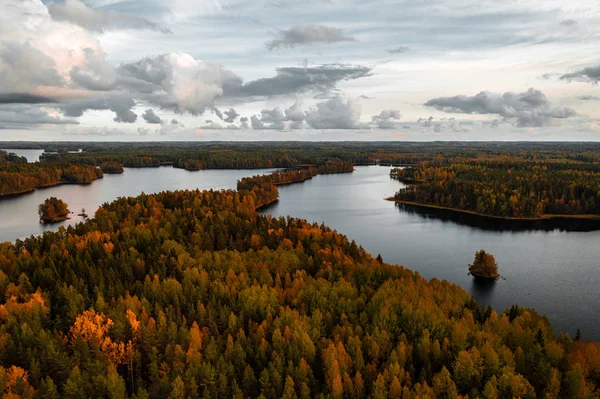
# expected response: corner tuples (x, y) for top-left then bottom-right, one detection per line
(0, 179), (102, 200)
(387, 197), (600, 225)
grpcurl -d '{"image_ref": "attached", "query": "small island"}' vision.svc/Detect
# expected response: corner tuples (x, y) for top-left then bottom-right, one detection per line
(468, 249), (500, 280)
(38, 197), (70, 223)
(100, 161), (124, 174)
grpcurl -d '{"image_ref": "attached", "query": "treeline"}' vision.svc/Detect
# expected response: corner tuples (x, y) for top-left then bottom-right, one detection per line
(0, 163), (103, 197)
(0, 172), (598, 398)
(0, 150), (27, 164)
(393, 160), (600, 218)
(100, 162), (125, 174)
(30, 141), (600, 167)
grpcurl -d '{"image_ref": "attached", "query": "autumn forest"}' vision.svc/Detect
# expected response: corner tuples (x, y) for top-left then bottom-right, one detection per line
(0, 143), (599, 398)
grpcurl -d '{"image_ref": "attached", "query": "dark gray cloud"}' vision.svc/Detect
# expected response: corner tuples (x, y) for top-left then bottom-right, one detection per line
(560, 65), (600, 84)
(387, 47), (409, 54)
(424, 88), (576, 127)
(142, 109), (162, 124)
(0, 104), (79, 127)
(372, 110), (402, 129)
(223, 108), (239, 123)
(560, 19), (577, 27)
(266, 25), (354, 50)
(47, 0), (171, 34)
(61, 94), (137, 123)
(251, 107), (286, 130)
(578, 95), (600, 101)
(211, 107), (239, 123)
(0, 93), (57, 104)
(234, 64), (372, 97)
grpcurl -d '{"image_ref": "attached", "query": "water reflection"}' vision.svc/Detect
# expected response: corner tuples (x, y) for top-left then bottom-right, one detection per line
(395, 202), (600, 232)
(470, 278), (498, 305)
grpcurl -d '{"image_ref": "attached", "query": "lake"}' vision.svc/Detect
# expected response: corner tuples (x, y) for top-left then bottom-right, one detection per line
(0, 166), (277, 242)
(1, 164), (598, 340)
(2, 148), (45, 163)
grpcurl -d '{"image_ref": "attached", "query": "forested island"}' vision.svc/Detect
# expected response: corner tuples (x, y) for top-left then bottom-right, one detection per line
(0, 165), (598, 398)
(38, 197), (70, 223)
(100, 162), (125, 174)
(468, 250), (500, 280)
(0, 162), (103, 198)
(391, 154), (600, 223)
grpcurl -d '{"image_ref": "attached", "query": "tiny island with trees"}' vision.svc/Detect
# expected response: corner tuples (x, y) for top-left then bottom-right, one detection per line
(38, 197), (70, 223)
(468, 249), (501, 280)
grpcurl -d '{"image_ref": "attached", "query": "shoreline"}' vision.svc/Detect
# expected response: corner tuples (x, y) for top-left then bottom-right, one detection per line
(40, 214), (70, 224)
(387, 197), (600, 223)
(0, 178), (103, 199)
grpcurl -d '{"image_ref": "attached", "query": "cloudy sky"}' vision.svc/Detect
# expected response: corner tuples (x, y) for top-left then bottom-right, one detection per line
(2, 0), (600, 141)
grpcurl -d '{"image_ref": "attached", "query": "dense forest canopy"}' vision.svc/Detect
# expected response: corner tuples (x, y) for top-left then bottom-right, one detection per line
(392, 156), (600, 219)
(0, 162), (103, 197)
(0, 166), (598, 398)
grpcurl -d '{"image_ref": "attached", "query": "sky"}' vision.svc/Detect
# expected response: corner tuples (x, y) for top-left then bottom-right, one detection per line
(2, 0), (600, 141)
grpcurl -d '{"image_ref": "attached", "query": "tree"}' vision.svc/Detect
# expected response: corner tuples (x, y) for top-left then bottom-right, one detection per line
(38, 197), (69, 223)
(468, 250), (500, 280)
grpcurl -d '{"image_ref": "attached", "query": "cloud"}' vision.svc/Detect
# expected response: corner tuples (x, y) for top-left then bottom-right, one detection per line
(60, 125), (130, 136)
(118, 53), (241, 115)
(199, 120), (226, 130)
(560, 19), (577, 27)
(284, 102), (305, 122)
(560, 65), (600, 84)
(47, 0), (171, 34)
(0, 93), (57, 104)
(266, 25), (354, 50)
(69, 48), (116, 91)
(1, 0), (110, 94)
(61, 94), (137, 123)
(579, 120), (600, 132)
(305, 95), (363, 129)
(578, 95), (600, 101)
(142, 109), (162, 124)
(235, 64), (372, 98)
(223, 108), (239, 123)
(372, 110), (402, 129)
(387, 47), (409, 54)
(212, 108), (239, 123)
(157, 119), (184, 136)
(0, 104), (79, 127)
(0, 41), (64, 93)
(251, 107), (286, 130)
(424, 88), (576, 127)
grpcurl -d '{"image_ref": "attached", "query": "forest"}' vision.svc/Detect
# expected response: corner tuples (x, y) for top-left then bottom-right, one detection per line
(0, 162), (103, 197)
(392, 156), (600, 219)
(0, 166), (598, 398)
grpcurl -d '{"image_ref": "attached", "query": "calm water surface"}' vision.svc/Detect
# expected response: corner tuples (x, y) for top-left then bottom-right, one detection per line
(2, 149), (45, 163)
(0, 164), (598, 340)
